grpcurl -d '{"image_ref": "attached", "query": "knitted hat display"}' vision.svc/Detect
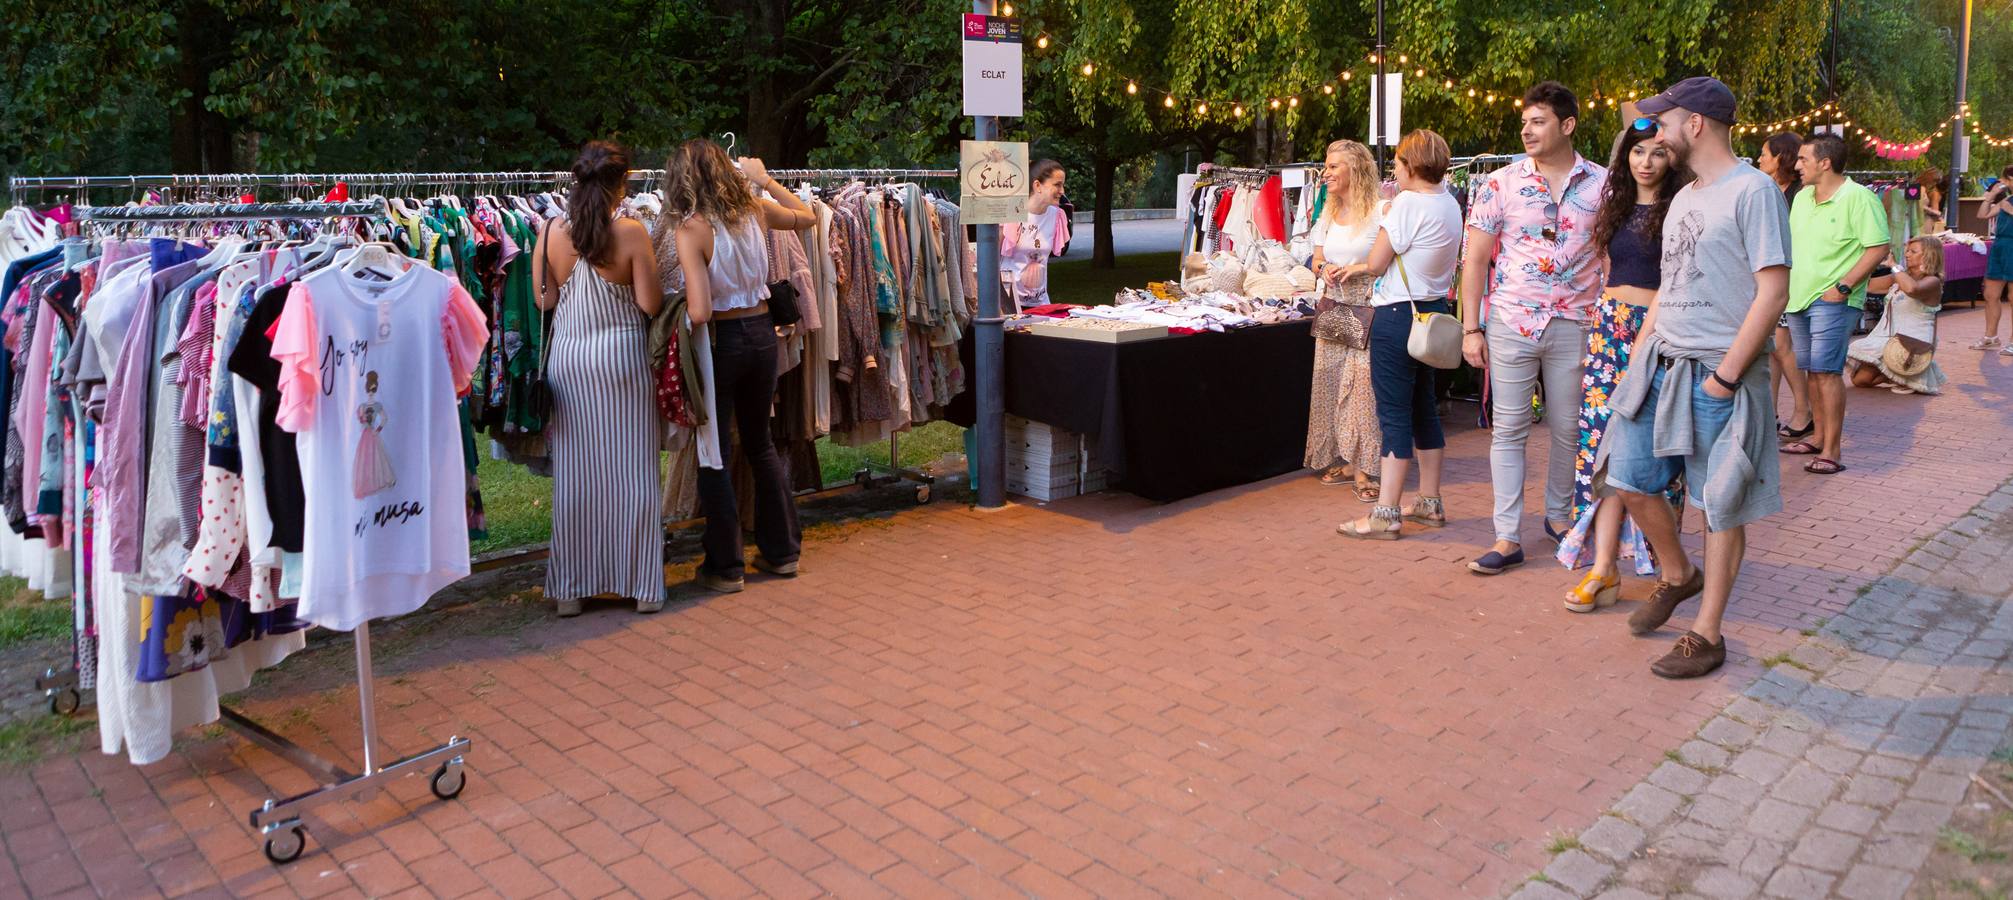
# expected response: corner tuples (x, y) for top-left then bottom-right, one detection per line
(1241, 271), (1298, 298)
(1208, 254), (1246, 293)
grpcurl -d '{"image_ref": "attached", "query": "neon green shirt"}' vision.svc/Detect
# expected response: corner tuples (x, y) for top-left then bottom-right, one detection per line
(1787, 179), (1891, 312)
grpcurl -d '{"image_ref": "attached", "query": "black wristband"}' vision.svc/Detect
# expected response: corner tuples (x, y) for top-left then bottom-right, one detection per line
(1711, 371), (1739, 392)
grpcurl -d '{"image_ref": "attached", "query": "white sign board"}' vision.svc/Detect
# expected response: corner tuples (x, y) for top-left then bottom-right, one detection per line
(1367, 73), (1403, 146)
(960, 140), (1030, 225)
(962, 15), (1023, 118)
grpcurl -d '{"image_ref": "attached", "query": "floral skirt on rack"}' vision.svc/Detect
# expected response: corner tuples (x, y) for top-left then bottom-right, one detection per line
(1556, 291), (1685, 573)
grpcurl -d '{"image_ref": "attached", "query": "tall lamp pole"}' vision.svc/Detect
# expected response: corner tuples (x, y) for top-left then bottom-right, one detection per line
(1374, 0), (1387, 172)
(1946, 0), (1971, 223)
(973, 0), (1006, 509)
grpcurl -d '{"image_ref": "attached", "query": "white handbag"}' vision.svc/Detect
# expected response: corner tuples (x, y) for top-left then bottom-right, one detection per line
(1394, 254), (1462, 368)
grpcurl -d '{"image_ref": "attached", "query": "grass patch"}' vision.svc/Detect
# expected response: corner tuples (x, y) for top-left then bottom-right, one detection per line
(1941, 827), (2010, 864)
(1046, 252), (1181, 307)
(0, 574), (66, 651)
(1992, 746), (2013, 767)
(0, 713), (94, 768)
(471, 421), (969, 556)
(1761, 652), (1816, 673)
(1664, 749), (1684, 763)
(1545, 833), (1582, 855)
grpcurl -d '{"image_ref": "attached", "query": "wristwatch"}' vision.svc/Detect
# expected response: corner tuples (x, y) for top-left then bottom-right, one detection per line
(1834, 280), (1853, 297)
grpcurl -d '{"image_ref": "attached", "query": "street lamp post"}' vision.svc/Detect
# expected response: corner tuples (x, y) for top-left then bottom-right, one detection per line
(973, 0), (1006, 509)
(1946, 0), (1971, 223)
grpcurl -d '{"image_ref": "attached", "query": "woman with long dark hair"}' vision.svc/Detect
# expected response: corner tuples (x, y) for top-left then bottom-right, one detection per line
(1557, 121), (1691, 609)
(532, 140), (666, 616)
(661, 139), (816, 593)
(1759, 132), (1812, 438)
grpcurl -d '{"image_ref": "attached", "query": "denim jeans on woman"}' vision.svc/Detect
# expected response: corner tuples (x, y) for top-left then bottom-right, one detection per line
(1369, 299), (1448, 459)
(696, 314), (801, 577)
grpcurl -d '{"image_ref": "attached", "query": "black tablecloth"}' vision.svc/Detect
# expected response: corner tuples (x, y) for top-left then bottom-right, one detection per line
(950, 321), (1315, 502)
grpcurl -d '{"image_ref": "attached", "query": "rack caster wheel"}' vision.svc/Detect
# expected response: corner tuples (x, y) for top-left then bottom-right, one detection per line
(915, 485), (932, 505)
(430, 762), (466, 800)
(263, 824), (307, 865)
(48, 688), (80, 717)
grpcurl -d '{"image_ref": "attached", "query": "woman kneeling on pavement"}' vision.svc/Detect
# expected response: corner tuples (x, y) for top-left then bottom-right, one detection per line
(1335, 130), (1464, 540)
(1846, 236), (1945, 396)
(1556, 121), (1691, 609)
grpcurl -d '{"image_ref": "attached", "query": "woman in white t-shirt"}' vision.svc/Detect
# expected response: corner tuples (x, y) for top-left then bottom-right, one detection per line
(1305, 139), (1385, 501)
(1000, 159), (1070, 309)
(1336, 130), (1465, 541)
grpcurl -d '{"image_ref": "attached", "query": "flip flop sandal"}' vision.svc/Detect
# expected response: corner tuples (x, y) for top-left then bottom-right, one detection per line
(1804, 458), (1846, 475)
(1779, 441), (1820, 455)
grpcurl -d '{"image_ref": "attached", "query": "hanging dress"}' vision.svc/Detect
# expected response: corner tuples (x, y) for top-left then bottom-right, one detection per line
(545, 242), (664, 605)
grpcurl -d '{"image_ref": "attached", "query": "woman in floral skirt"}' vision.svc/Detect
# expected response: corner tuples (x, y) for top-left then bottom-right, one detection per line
(1556, 121), (1691, 611)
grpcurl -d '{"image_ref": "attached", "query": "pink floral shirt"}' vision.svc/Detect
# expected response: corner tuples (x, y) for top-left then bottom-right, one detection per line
(1466, 155), (1607, 339)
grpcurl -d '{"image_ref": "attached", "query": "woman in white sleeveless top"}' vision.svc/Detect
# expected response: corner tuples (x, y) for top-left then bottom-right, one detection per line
(663, 140), (817, 593)
(533, 142), (666, 617)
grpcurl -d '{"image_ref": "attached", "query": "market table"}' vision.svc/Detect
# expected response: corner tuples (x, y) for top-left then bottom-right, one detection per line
(950, 320), (1315, 502)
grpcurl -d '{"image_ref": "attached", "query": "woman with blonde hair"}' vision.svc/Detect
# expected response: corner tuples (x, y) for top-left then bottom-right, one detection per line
(661, 139), (817, 593)
(1847, 235), (1945, 395)
(1305, 139), (1384, 502)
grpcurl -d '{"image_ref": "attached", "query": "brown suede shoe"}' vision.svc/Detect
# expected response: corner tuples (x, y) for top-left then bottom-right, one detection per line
(1651, 631), (1726, 679)
(1628, 565), (1705, 635)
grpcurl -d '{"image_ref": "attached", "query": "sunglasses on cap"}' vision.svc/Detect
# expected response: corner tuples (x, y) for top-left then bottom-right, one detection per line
(1631, 116), (1661, 134)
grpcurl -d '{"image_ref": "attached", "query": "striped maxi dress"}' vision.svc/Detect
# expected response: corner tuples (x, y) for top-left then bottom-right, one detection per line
(545, 257), (664, 604)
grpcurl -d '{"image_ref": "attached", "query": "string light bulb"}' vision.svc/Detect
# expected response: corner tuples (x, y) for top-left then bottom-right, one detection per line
(1080, 62), (1095, 77)
(1163, 95), (1175, 108)
(1197, 102), (1208, 115)
(998, 1), (1013, 15)
(1288, 96), (1299, 108)
(1398, 54), (1408, 64)
(1269, 98), (1280, 110)
(1232, 104), (1244, 117)
(1467, 88), (1476, 98)
(1342, 71), (1352, 81)
(1443, 79), (1453, 89)
(1126, 81), (1138, 95)
(1322, 84), (1334, 95)
(1035, 34), (1048, 49)
(1414, 68), (1425, 78)
(1368, 53), (1379, 63)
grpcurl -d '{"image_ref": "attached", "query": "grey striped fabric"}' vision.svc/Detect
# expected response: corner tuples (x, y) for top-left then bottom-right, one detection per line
(545, 258), (664, 604)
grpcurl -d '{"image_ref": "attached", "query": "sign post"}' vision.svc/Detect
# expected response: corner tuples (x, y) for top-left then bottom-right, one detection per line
(964, 4), (1020, 510)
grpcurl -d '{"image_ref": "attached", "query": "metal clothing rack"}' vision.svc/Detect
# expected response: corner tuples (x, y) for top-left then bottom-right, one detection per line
(47, 197), (469, 865)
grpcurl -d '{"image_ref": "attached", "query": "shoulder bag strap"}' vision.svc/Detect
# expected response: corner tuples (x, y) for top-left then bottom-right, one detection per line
(537, 222), (557, 374)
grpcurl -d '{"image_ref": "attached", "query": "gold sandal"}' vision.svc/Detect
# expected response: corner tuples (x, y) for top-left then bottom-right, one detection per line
(1404, 496), (1447, 528)
(1338, 506), (1403, 541)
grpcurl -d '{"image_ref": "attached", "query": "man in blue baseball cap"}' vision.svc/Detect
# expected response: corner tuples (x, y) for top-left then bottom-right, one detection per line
(1600, 76), (1793, 678)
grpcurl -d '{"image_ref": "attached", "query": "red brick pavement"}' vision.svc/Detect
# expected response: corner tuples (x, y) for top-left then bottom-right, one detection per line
(5, 309), (2013, 899)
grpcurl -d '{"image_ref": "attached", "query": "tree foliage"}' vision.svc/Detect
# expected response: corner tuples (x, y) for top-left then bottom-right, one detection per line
(0, 0), (2005, 216)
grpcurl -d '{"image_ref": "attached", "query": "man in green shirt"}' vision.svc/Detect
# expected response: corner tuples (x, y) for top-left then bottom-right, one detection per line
(1783, 133), (1890, 475)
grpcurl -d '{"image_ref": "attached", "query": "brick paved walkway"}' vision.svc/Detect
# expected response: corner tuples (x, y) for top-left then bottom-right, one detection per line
(1514, 473), (2013, 900)
(3, 308), (2011, 899)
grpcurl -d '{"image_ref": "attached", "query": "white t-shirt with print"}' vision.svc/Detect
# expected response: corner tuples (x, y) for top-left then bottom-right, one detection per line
(1371, 187), (1464, 307)
(270, 263), (486, 631)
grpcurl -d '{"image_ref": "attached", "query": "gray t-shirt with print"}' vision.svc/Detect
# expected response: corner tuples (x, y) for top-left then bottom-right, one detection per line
(1654, 162), (1792, 352)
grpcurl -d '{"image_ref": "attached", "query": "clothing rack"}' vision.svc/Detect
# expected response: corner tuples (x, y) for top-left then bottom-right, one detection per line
(36, 199), (470, 866)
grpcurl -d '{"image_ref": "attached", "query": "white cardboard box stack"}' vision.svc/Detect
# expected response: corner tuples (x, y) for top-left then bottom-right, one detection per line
(1003, 415), (1109, 501)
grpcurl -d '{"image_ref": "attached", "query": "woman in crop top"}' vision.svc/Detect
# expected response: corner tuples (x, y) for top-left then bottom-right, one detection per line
(1557, 122), (1693, 609)
(663, 139), (817, 594)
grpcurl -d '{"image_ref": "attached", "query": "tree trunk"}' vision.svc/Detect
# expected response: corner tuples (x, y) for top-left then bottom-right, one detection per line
(740, 0), (791, 160)
(1092, 156), (1117, 269)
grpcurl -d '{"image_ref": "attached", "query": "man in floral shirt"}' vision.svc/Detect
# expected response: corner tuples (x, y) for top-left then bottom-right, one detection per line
(1457, 81), (1608, 576)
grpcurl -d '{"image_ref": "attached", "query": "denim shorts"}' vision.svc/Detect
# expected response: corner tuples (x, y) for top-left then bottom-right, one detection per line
(1786, 299), (1856, 374)
(1605, 364), (1736, 508)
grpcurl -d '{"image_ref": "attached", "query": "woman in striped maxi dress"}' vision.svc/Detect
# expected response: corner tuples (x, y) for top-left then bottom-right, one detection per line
(533, 141), (667, 616)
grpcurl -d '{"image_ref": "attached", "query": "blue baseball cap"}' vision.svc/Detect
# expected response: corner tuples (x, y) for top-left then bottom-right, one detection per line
(1635, 77), (1738, 126)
